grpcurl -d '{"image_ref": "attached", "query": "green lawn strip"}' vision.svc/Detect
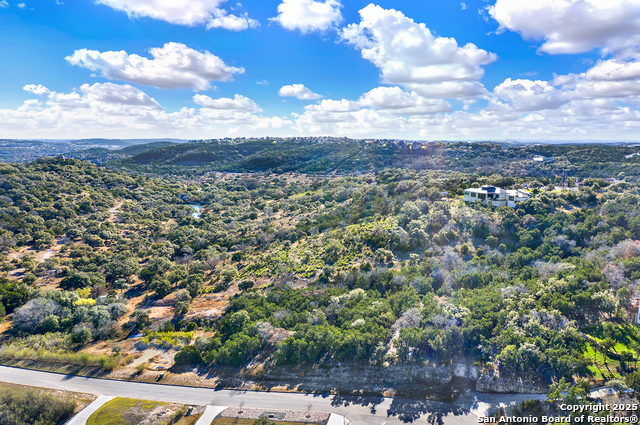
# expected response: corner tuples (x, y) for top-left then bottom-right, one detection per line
(175, 413), (202, 425)
(583, 341), (622, 380)
(87, 397), (167, 425)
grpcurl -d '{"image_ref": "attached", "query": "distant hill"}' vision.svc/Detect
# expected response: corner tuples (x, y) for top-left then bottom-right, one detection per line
(115, 139), (441, 174)
(0, 139), (187, 163)
(111, 139), (640, 179)
(66, 141), (178, 164)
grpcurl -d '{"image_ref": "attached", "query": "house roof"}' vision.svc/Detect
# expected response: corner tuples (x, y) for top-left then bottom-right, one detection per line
(506, 189), (530, 197)
(465, 187), (530, 198)
(466, 186), (508, 194)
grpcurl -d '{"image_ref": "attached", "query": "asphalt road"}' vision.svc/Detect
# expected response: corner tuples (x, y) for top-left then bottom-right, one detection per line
(0, 366), (478, 424)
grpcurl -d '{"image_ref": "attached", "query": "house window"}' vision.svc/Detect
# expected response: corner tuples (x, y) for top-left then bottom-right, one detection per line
(478, 193), (486, 200)
(471, 193), (476, 198)
(509, 196), (514, 201)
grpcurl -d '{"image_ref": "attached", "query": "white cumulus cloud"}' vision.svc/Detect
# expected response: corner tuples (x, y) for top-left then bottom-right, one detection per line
(340, 4), (497, 98)
(96, 0), (258, 30)
(358, 86), (451, 115)
(0, 1), (9, 7)
(193, 94), (262, 111)
(278, 84), (323, 100)
(270, 0), (342, 33)
(493, 78), (569, 111)
(66, 42), (244, 91)
(488, 0), (640, 55)
(0, 83), (290, 138)
(24, 82), (162, 109)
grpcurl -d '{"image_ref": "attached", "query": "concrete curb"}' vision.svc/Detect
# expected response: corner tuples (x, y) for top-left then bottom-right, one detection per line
(327, 413), (351, 425)
(65, 395), (116, 425)
(195, 405), (229, 425)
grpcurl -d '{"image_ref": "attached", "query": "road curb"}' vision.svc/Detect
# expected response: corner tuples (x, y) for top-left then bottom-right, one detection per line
(65, 395), (116, 425)
(195, 405), (229, 425)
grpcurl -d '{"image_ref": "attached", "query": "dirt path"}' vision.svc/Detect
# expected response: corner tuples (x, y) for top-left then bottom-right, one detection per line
(7, 236), (65, 262)
(108, 200), (124, 221)
(130, 349), (162, 368)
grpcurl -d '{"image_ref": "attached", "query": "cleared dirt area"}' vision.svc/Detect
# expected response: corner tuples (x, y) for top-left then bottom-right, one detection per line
(7, 236), (65, 263)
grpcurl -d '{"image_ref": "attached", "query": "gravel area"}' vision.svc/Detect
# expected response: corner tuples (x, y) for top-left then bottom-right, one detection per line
(221, 407), (330, 423)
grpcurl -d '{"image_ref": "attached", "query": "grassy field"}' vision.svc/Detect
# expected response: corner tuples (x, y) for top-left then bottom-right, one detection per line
(0, 381), (97, 412)
(87, 397), (167, 425)
(583, 323), (640, 382)
(174, 415), (202, 425)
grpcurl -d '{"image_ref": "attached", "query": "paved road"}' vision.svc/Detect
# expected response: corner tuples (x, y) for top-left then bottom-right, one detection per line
(0, 366), (477, 424)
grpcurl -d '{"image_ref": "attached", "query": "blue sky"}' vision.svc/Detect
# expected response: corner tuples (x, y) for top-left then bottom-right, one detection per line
(0, 0), (638, 140)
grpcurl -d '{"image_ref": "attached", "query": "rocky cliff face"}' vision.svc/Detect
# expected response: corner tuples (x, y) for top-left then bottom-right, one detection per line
(235, 360), (484, 399)
(475, 373), (547, 394)
(452, 362), (481, 380)
(221, 361), (546, 398)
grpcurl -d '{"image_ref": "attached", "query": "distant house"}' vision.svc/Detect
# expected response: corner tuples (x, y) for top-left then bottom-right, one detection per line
(463, 185), (530, 208)
(533, 155), (554, 162)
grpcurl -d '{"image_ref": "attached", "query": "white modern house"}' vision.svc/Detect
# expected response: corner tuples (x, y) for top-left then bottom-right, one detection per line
(533, 155), (554, 162)
(463, 185), (531, 207)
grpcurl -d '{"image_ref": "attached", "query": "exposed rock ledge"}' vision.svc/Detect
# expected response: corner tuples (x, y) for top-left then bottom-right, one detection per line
(476, 373), (548, 394)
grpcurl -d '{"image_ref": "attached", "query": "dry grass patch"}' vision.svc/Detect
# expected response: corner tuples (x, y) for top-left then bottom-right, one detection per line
(87, 397), (164, 425)
(87, 396), (204, 425)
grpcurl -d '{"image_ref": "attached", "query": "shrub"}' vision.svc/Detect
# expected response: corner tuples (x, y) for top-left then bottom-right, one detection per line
(130, 309), (151, 329)
(185, 274), (204, 298)
(174, 301), (189, 316)
(174, 345), (202, 365)
(239, 280), (255, 291)
(12, 299), (61, 333)
(151, 278), (171, 298)
(71, 326), (92, 345)
(60, 272), (93, 290)
(0, 387), (75, 425)
(22, 273), (37, 286)
(220, 266), (238, 283)
(174, 289), (192, 304)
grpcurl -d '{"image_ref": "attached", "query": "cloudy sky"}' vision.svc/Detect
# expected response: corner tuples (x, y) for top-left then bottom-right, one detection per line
(2, 0), (640, 140)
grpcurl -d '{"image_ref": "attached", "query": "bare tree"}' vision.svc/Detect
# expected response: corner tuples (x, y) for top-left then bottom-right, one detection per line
(306, 403), (313, 418)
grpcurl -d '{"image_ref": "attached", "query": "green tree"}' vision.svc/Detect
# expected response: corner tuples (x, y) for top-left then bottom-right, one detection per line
(174, 345), (202, 365)
(239, 280), (255, 291)
(625, 371), (640, 397)
(22, 273), (37, 286)
(185, 274), (204, 298)
(104, 258), (140, 283)
(151, 278), (172, 298)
